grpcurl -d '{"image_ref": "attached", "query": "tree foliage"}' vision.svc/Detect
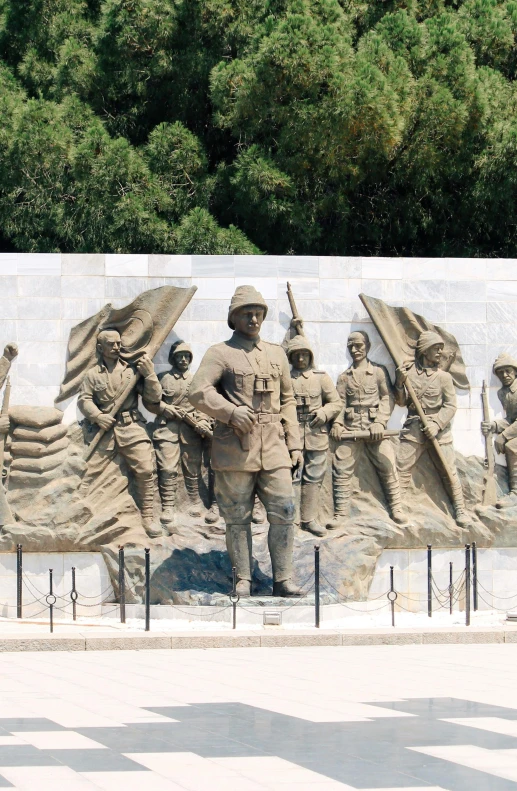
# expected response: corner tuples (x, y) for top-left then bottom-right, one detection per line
(1, 0), (517, 254)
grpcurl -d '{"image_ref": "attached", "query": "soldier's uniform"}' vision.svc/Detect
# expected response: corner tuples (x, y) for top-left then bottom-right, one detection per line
(78, 358), (161, 530)
(330, 360), (402, 525)
(189, 286), (302, 595)
(491, 353), (517, 504)
(287, 335), (341, 535)
(150, 342), (214, 524)
(394, 331), (469, 525)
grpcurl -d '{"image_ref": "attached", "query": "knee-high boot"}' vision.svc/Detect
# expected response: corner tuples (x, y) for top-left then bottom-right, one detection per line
(183, 473), (204, 517)
(226, 523), (253, 595)
(381, 474), (406, 525)
(300, 483), (326, 536)
(134, 475), (161, 538)
(158, 472), (177, 530)
(268, 523), (301, 597)
(326, 479), (350, 529)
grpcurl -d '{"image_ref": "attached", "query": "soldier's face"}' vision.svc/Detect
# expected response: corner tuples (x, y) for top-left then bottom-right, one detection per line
(497, 366), (517, 387)
(424, 343), (444, 366)
(233, 306), (264, 338)
(174, 352), (191, 372)
(292, 350), (311, 371)
(98, 332), (121, 361)
(347, 336), (368, 363)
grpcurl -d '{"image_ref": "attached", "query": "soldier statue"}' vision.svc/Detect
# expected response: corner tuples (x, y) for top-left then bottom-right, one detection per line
(395, 330), (471, 527)
(328, 330), (404, 527)
(146, 341), (218, 530)
(78, 328), (162, 538)
(287, 334), (341, 537)
(189, 285), (303, 597)
(482, 353), (517, 508)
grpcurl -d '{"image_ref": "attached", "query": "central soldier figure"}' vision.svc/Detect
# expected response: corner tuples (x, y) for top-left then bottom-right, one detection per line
(189, 286), (303, 597)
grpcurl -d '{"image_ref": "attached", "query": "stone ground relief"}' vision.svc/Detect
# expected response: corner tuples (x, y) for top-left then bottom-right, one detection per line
(0, 282), (513, 604)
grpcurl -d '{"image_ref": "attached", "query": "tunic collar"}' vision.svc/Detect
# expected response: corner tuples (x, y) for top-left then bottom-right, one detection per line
(97, 358), (128, 374)
(415, 360), (436, 378)
(291, 367), (313, 379)
(171, 367), (189, 380)
(230, 331), (263, 352)
(346, 359), (373, 376)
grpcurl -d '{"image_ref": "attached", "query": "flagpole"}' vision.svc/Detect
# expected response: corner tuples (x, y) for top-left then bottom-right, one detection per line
(359, 293), (459, 509)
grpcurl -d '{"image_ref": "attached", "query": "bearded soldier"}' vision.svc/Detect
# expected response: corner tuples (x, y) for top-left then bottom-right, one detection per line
(189, 286), (303, 597)
(287, 335), (341, 537)
(395, 330), (471, 527)
(482, 353), (517, 508)
(328, 330), (404, 527)
(78, 329), (161, 538)
(146, 341), (218, 530)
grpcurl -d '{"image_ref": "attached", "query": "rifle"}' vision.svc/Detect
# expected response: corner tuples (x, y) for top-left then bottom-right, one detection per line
(481, 380), (497, 506)
(286, 282), (306, 336)
(0, 377), (14, 525)
(337, 429), (400, 441)
(162, 405), (213, 439)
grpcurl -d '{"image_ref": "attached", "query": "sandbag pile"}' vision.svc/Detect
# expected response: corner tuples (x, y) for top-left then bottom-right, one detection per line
(8, 406), (69, 488)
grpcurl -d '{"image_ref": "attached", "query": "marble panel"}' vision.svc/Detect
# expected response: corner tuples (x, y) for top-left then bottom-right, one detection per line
(0, 320), (17, 341)
(189, 299), (229, 322)
(318, 343), (348, 366)
(404, 280), (447, 301)
(0, 254), (20, 275)
(192, 255), (235, 276)
(61, 299), (104, 321)
(192, 277), (234, 299)
(234, 255), (278, 276)
(447, 280), (486, 301)
(320, 300), (354, 322)
(277, 298), (321, 322)
(319, 256), (361, 279)
(17, 320), (60, 343)
(16, 341), (66, 365)
(446, 302), (487, 322)
(361, 279), (405, 301)
(276, 277), (319, 300)
(319, 278), (350, 300)
(442, 258), (487, 280)
(105, 277), (149, 299)
(234, 276), (278, 299)
(487, 324), (517, 344)
(62, 254), (105, 276)
(0, 300), (17, 319)
(466, 366), (488, 387)
(260, 322), (285, 344)
(403, 258), (446, 279)
(188, 321), (227, 344)
(62, 276), (105, 299)
(148, 255), (192, 277)
(0, 277), (18, 299)
(147, 277), (193, 290)
(16, 363), (63, 387)
(486, 259), (517, 280)
(487, 281), (517, 301)
(461, 345), (487, 366)
(319, 322), (353, 345)
(443, 323), (487, 344)
(105, 254), (148, 277)
(17, 297), (61, 321)
(350, 299), (373, 322)
(13, 253), (61, 276)
(487, 301), (517, 323)
(18, 275), (61, 298)
(362, 257), (403, 279)
(277, 256), (319, 276)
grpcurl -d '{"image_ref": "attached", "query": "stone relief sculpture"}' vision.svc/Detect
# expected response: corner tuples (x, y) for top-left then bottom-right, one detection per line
(287, 334), (341, 537)
(482, 354), (517, 508)
(328, 331), (404, 528)
(189, 286), (303, 596)
(146, 341), (219, 531)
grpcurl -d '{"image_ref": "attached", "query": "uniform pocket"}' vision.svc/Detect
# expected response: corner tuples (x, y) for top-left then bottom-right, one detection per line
(233, 368), (253, 390)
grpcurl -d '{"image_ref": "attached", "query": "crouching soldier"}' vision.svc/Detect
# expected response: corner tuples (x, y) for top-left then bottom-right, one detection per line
(482, 353), (517, 508)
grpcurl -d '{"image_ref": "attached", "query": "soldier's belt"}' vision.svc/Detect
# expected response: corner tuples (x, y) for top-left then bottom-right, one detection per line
(254, 413), (282, 424)
(408, 405), (441, 416)
(116, 409), (141, 426)
(349, 405), (379, 412)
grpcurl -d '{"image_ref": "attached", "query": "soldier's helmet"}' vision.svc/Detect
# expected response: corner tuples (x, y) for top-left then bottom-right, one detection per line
(416, 330), (443, 358)
(287, 334), (314, 366)
(493, 353), (517, 374)
(169, 340), (193, 366)
(228, 285), (268, 329)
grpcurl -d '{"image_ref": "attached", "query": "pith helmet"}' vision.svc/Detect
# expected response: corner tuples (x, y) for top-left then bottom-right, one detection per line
(416, 330), (443, 357)
(493, 353), (517, 373)
(169, 340), (193, 365)
(287, 334), (314, 365)
(228, 285), (268, 329)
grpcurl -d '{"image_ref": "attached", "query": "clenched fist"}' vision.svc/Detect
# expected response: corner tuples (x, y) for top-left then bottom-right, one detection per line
(96, 413), (116, 431)
(3, 343), (18, 362)
(136, 353), (154, 378)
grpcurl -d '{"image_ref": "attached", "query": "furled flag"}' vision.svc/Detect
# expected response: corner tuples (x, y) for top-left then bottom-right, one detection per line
(56, 285), (196, 403)
(359, 294), (469, 390)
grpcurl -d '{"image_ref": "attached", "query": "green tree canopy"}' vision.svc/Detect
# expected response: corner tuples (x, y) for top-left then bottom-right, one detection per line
(1, 0), (517, 255)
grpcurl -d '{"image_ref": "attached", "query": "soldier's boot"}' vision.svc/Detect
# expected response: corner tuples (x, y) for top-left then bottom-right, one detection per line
(496, 464), (517, 508)
(205, 501), (221, 524)
(300, 483), (327, 537)
(184, 474), (204, 518)
(158, 473), (176, 530)
(226, 524), (252, 596)
(252, 496), (267, 524)
(135, 477), (162, 539)
(269, 523), (301, 597)
(293, 483), (301, 528)
(326, 482), (350, 530)
(383, 477), (406, 525)
(451, 484), (472, 529)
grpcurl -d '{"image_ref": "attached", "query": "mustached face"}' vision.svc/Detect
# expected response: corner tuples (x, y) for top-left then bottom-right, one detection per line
(97, 331), (121, 361)
(232, 306), (265, 338)
(423, 342), (444, 366)
(497, 365), (517, 387)
(173, 351), (191, 372)
(347, 335), (369, 363)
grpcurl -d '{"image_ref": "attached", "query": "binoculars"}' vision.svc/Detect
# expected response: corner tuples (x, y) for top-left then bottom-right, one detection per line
(295, 394), (311, 409)
(254, 375), (274, 393)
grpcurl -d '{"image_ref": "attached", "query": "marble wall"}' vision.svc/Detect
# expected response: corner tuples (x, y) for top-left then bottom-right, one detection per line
(0, 252), (515, 459)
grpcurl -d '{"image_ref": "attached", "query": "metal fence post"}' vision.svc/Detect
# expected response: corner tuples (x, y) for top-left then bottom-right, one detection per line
(472, 542), (478, 611)
(48, 569), (54, 633)
(465, 544), (471, 627)
(449, 562), (453, 615)
(427, 544), (432, 618)
(118, 546), (126, 624)
(144, 548), (150, 632)
(16, 544), (22, 619)
(314, 545), (320, 629)
(231, 567), (238, 630)
(71, 567), (77, 621)
(389, 566), (396, 627)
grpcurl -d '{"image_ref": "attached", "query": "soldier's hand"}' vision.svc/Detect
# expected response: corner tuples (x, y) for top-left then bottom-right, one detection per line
(0, 415), (10, 435)
(230, 405), (256, 434)
(3, 343), (18, 362)
(290, 318), (304, 334)
(136, 353), (155, 378)
(195, 420), (211, 435)
(309, 409), (326, 429)
(395, 366), (408, 386)
(423, 421), (440, 439)
(495, 434), (507, 454)
(96, 413), (116, 431)
(290, 450), (303, 469)
(330, 423), (343, 441)
(481, 420), (496, 435)
(369, 422), (384, 441)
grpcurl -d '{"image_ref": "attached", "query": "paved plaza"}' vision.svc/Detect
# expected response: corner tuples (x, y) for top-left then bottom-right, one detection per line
(0, 645), (515, 789)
